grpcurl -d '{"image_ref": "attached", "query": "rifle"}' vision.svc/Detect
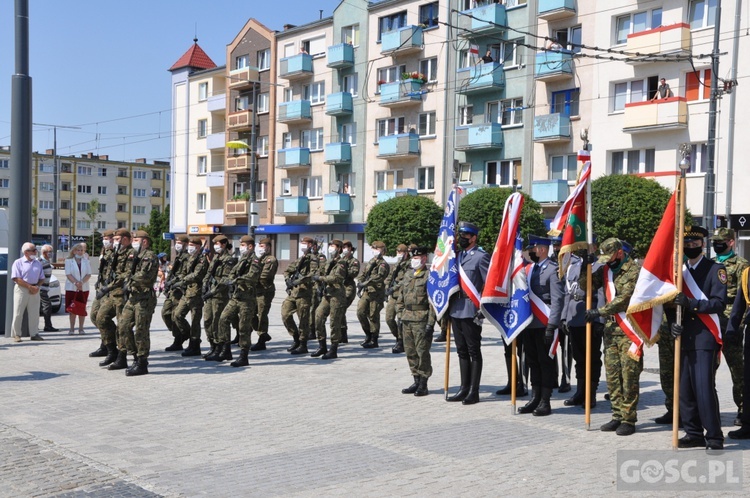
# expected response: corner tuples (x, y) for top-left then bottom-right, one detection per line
(95, 248), (122, 300)
(163, 253), (184, 296)
(285, 256), (311, 295)
(386, 262), (404, 299)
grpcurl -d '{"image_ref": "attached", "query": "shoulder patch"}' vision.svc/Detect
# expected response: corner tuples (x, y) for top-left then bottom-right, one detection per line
(718, 268), (728, 285)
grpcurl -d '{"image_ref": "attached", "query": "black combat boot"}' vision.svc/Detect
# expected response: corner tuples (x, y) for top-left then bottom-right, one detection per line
(434, 329), (447, 342)
(202, 342), (217, 359)
(462, 359), (483, 405)
(362, 335), (379, 349)
(291, 340), (308, 355)
(340, 327), (349, 344)
(107, 350), (128, 370)
(311, 339), (327, 357)
(205, 343), (222, 361)
(322, 343), (338, 360)
(518, 387), (541, 414)
(181, 339), (202, 357)
(89, 341), (108, 357)
(728, 425), (750, 439)
(98, 344), (118, 367)
(214, 342), (233, 362)
(125, 354), (139, 375)
(230, 348), (250, 367)
(414, 377), (429, 397)
(360, 332), (372, 347)
(447, 359), (471, 402)
(126, 356), (149, 376)
(251, 333), (271, 351)
(564, 385), (584, 406)
(287, 335), (300, 352)
(654, 411), (673, 424)
(402, 376), (419, 394)
(164, 338), (184, 352)
(391, 339), (404, 354)
(533, 388), (553, 416)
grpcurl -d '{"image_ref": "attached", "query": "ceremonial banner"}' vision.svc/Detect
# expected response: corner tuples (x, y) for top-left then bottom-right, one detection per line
(549, 150), (591, 235)
(428, 189), (460, 320)
(682, 266), (722, 346)
(556, 170), (589, 279)
(605, 268), (643, 359)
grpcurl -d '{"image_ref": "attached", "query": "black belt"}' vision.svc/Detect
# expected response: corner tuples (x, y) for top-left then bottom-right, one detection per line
(405, 304), (429, 311)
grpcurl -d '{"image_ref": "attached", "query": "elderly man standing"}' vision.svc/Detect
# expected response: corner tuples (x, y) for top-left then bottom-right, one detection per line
(39, 244), (59, 332)
(10, 242), (46, 342)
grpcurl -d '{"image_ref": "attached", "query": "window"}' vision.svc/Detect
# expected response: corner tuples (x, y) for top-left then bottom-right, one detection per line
(417, 166), (435, 191)
(39, 200), (54, 210)
(255, 180), (267, 201)
(343, 73), (358, 97)
(132, 222), (145, 231)
(198, 156), (207, 175)
(302, 36), (326, 57)
(282, 132), (292, 149)
(61, 162), (72, 173)
(133, 170), (147, 180)
(98, 167), (107, 177)
(551, 89), (580, 117)
(377, 65), (406, 91)
(198, 82), (208, 101)
(375, 170), (403, 191)
(257, 92), (270, 113)
(458, 49), (471, 69)
(283, 43), (295, 58)
(377, 117), (405, 139)
(0, 159), (8, 168)
(60, 219), (70, 228)
(233, 182), (246, 197)
(257, 49), (271, 70)
(0, 197), (10, 206)
(77, 202), (90, 212)
(418, 112), (436, 136)
(342, 24), (360, 46)
(301, 176), (322, 198)
(197, 119), (207, 138)
(151, 188), (161, 197)
(419, 2), (440, 29)
(459, 105), (473, 126)
(419, 57), (438, 82)
(615, 9), (663, 44)
(98, 203), (107, 213)
(486, 160), (514, 186)
(259, 136), (269, 157)
(197, 193), (207, 212)
(133, 188), (147, 198)
(77, 166), (92, 176)
(612, 77), (658, 111)
(490, 38), (523, 67)
(133, 205), (146, 215)
(152, 171), (162, 180)
(117, 168), (128, 177)
(610, 148), (656, 175)
(38, 218), (53, 228)
(117, 186), (128, 195)
(686, 69), (711, 101)
(283, 87), (293, 103)
(97, 221), (107, 230)
(281, 178), (292, 196)
(117, 203), (126, 212)
(0, 179), (8, 188)
(61, 182), (70, 191)
(458, 163), (472, 183)
(77, 185), (92, 194)
(117, 221), (127, 229)
(60, 200), (70, 209)
(378, 11), (407, 41)
(554, 26), (582, 54)
(303, 81), (325, 104)
(689, 0), (716, 29)
(40, 182), (55, 191)
(501, 98), (524, 126)
(300, 128), (324, 151)
(341, 123), (357, 145)
(688, 144), (708, 174)
(551, 155), (578, 181)
(235, 95), (250, 111)
(235, 54), (249, 70)
(40, 163), (54, 173)
(337, 172), (355, 195)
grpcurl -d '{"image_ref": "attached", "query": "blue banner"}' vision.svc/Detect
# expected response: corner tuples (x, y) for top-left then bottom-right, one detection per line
(428, 190), (460, 321)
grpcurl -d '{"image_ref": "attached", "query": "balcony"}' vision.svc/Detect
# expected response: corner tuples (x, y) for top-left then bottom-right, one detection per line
(535, 50), (574, 82)
(150, 196), (162, 206)
(227, 152), (254, 173)
(626, 24), (691, 64)
(325, 92), (353, 116)
(279, 54), (313, 80)
(533, 113), (571, 143)
(115, 211), (129, 221)
(277, 100), (312, 124)
(277, 147), (311, 169)
(226, 200), (248, 218)
(538, 0), (576, 21)
(116, 175), (129, 186)
(205, 171), (225, 188)
(206, 132), (226, 150)
(379, 80), (425, 108)
(324, 142), (352, 165)
(205, 209), (224, 225)
(532, 180), (569, 203)
(455, 123), (503, 151)
(323, 193), (352, 214)
(377, 133), (420, 159)
(622, 97), (688, 133)
(457, 4), (506, 37)
(116, 194), (129, 204)
(380, 26), (423, 56)
(456, 63), (505, 95)
(276, 196), (309, 216)
(228, 66), (260, 90)
(377, 188), (417, 203)
(227, 110), (253, 131)
(327, 43), (355, 69)
(207, 93), (226, 112)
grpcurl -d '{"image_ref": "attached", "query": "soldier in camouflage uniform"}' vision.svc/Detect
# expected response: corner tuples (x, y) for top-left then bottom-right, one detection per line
(117, 231), (160, 376)
(173, 237), (209, 357)
(311, 240), (348, 360)
(340, 240), (360, 344)
(95, 229), (135, 369)
(201, 235), (237, 361)
(308, 239), (327, 340)
(583, 238), (643, 436)
(357, 241), (390, 349)
(282, 237), (320, 354)
(385, 244), (410, 354)
(89, 229), (115, 357)
(163, 235), (190, 352)
(251, 237), (278, 351)
(398, 247), (436, 396)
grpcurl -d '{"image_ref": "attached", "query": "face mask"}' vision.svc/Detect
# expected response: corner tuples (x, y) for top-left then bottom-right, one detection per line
(239, 246), (249, 255)
(214, 244), (223, 253)
(75, 254), (82, 260)
(528, 251), (539, 263)
(187, 246), (197, 255)
(712, 242), (728, 254)
(103, 240), (112, 248)
(300, 244), (308, 252)
(175, 243), (183, 252)
(411, 258), (422, 270)
(328, 246), (337, 256)
(342, 248), (350, 256)
(458, 236), (471, 249)
(132, 242), (141, 251)
(113, 242), (120, 250)
(373, 249), (381, 257)
(256, 247), (266, 257)
(397, 252), (406, 261)
(684, 246), (703, 259)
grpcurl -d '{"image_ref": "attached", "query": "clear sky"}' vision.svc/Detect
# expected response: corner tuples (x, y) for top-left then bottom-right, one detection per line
(0, 0), (340, 163)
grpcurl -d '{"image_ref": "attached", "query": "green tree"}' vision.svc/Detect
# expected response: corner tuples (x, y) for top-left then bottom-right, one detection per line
(85, 199), (100, 252)
(591, 174), (676, 258)
(458, 187), (547, 251)
(145, 205), (170, 254)
(364, 195), (443, 256)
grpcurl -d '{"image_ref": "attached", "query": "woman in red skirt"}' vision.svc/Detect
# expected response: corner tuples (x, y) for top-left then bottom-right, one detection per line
(65, 243), (92, 335)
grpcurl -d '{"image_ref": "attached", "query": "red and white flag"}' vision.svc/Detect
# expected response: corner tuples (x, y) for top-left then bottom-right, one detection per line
(481, 192), (524, 302)
(549, 151), (591, 235)
(469, 44), (480, 56)
(626, 191), (680, 345)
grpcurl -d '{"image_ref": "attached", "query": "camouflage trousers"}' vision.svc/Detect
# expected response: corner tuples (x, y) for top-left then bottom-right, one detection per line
(90, 297), (102, 339)
(95, 293), (126, 345)
(117, 293), (157, 357)
(203, 297), (229, 345)
(161, 291), (182, 338)
(720, 317), (744, 412)
(309, 288), (322, 334)
(657, 328), (675, 411)
(316, 295), (345, 344)
(342, 285), (356, 334)
(219, 296), (257, 348)
(357, 292), (384, 338)
(174, 294), (203, 341)
(604, 333), (643, 425)
(281, 294), (311, 340)
(403, 320), (433, 379)
(255, 289), (275, 335)
(385, 297), (402, 339)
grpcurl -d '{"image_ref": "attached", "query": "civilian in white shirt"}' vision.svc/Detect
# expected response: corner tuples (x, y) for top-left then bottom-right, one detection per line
(65, 243), (92, 335)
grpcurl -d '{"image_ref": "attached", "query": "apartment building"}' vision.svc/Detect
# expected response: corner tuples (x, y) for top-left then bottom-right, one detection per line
(0, 147), (169, 247)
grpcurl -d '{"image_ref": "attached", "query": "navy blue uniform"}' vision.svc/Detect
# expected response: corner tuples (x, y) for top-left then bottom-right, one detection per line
(727, 269), (750, 427)
(449, 247), (490, 361)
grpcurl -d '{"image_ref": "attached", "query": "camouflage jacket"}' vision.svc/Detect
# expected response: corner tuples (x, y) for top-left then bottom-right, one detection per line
(397, 266), (436, 326)
(319, 255), (348, 298)
(284, 253), (319, 298)
(95, 247), (114, 289)
(257, 253), (279, 293)
(225, 251), (262, 299)
(343, 255), (360, 291)
(128, 249), (159, 299)
(584, 256), (641, 335)
(714, 253), (749, 319)
(357, 255), (390, 296)
(108, 246), (137, 298)
(203, 251), (237, 300)
(181, 251), (209, 298)
(385, 258), (410, 300)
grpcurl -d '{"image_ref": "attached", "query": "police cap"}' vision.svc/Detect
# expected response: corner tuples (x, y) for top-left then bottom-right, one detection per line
(457, 221), (479, 235)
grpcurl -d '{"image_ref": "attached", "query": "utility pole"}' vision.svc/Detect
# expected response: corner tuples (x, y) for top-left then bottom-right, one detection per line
(724, 0), (742, 229)
(248, 81), (259, 237)
(703, 0), (722, 235)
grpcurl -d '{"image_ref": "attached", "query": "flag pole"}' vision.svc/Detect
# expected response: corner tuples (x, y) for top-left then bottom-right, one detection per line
(672, 151), (688, 449)
(511, 339), (517, 415)
(443, 319), (452, 400)
(581, 136), (593, 431)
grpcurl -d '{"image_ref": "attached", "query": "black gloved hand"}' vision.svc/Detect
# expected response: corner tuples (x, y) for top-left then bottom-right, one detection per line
(670, 322), (683, 338)
(584, 309), (600, 323)
(560, 320), (568, 335)
(544, 324), (556, 347)
(674, 292), (690, 309)
(473, 309), (485, 326)
(586, 253), (597, 265)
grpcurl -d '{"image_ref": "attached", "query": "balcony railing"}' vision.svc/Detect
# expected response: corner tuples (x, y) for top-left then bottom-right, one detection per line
(381, 26), (423, 55)
(323, 193), (352, 214)
(325, 92), (353, 116)
(324, 142), (352, 164)
(277, 100), (312, 123)
(454, 123), (503, 151)
(327, 43), (355, 69)
(276, 196), (309, 216)
(533, 113), (571, 143)
(207, 93), (226, 112)
(535, 50), (574, 82)
(225, 200), (248, 218)
(205, 171), (225, 188)
(456, 63), (505, 95)
(622, 97), (688, 133)
(228, 66), (260, 90)
(379, 80), (425, 107)
(532, 180), (569, 203)
(457, 4), (507, 36)
(204, 209), (224, 225)
(227, 152), (254, 173)
(538, 0), (576, 21)
(227, 110), (253, 131)
(376, 188), (417, 203)
(277, 147), (311, 169)
(626, 23), (691, 64)
(279, 54), (313, 80)
(377, 133), (420, 159)
(206, 132), (226, 150)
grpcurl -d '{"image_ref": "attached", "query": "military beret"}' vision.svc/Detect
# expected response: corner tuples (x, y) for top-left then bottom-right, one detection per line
(213, 235), (228, 244)
(176, 234), (189, 243)
(330, 239), (343, 247)
(240, 235), (255, 245)
(102, 229), (115, 238)
(259, 237), (272, 245)
(189, 236), (202, 245)
(711, 227), (735, 241)
(458, 221), (479, 235)
(132, 230), (150, 239)
(342, 240), (355, 250)
(371, 240), (386, 249)
(411, 246), (430, 257)
(597, 238), (623, 264)
(396, 244), (408, 252)
(684, 225), (708, 241)
(115, 229), (132, 239)
(301, 237), (315, 244)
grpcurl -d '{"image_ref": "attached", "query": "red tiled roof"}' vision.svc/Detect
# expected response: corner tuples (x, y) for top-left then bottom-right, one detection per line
(169, 41), (217, 71)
